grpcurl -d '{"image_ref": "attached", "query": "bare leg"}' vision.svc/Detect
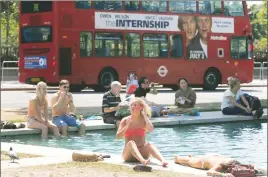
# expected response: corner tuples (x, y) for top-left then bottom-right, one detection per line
(78, 122), (86, 136)
(143, 143), (168, 167)
(123, 141), (150, 166)
(174, 155), (191, 165)
(61, 126), (68, 136)
(47, 121), (61, 137)
(174, 155), (203, 169)
(28, 120), (48, 138)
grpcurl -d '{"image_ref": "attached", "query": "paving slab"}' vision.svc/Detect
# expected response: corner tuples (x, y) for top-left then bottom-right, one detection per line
(1, 110), (267, 136)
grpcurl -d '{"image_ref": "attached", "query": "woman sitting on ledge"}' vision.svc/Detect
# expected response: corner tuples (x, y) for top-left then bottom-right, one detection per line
(168, 78), (197, 114)
(174, 154), (264, 177)
(27, 81), (61, 138)
(116, 97), (168, 167)
(221, 77), (263, 118)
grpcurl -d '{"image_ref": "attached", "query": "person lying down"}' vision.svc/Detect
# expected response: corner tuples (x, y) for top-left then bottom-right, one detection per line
(174, 154), (266, 177)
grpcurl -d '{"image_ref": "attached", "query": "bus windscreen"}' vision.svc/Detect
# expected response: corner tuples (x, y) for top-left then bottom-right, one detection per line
(21, 26), (52, 43)
(21, 1), (52, 13)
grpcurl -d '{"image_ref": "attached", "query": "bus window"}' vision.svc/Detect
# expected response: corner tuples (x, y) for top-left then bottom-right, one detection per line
(170, 35), (183, 58)
(80, 32), (92, 57)
(143, 34), (168, 58)
(231, 37), (247, 59)
(142, 1), (167, 13)
(125, 1), (140, 11)
(94, 33), (123, 57)
(21, 1), (52, 13)
(75, 1), (92, 9)
(199, 1), (222, 15)
(94, 1), (122, 11)
(21, 26), (52, 43)
(224, 1), (244, 16)
(169, 1), (196, 14)
(125, 33), (140, 57)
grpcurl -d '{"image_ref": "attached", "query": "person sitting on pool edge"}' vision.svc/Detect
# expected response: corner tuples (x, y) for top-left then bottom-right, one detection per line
(51, 80), (86, 136)
(134, 76), (167, 117)
(168, 78), (197, 115)
(134, 76), (158, 99)
(27, 81), (61, 138)
(174, 154), (264, 177)
(116, 97), (168, 167)
(221, 77), (263, 118)
(102, 81), (125, 127)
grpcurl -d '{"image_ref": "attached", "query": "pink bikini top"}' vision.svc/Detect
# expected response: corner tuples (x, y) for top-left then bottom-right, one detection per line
(125, 128), (146, 138)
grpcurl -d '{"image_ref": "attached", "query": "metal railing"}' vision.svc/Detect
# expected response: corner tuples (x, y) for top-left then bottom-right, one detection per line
(1, 61), (19, 84)
(253, 62), (262, 80)
(262, 62), (267, 80)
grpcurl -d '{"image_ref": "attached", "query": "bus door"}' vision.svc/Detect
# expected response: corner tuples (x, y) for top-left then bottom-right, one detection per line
(59, 48), (72, 76)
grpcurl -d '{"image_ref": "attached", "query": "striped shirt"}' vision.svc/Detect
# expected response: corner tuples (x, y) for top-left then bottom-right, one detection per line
(102, 91), (121, 118)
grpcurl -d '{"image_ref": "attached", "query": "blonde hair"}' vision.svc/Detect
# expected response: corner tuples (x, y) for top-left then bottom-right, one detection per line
(227, 77), (240, 89)
(36, 81), (47, 103)
(130, 97), (152, 118)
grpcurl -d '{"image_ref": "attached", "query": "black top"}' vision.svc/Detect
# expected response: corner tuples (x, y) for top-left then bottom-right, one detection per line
(134, 87), (150, 98)
(102, 91), (121, 118)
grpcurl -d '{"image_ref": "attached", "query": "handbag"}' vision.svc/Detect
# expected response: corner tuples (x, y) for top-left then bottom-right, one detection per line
(227, 165), (255, 177)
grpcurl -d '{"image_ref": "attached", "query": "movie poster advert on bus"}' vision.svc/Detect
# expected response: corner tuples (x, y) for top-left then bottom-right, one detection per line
(95, 12), (234, 60)
(24, 56), (47, 69)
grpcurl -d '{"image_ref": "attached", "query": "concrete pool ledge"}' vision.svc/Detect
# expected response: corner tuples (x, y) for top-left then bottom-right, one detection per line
(1, 110), (267, 137)
(1, 142), (208, 176)
(1, 142), (267, 177)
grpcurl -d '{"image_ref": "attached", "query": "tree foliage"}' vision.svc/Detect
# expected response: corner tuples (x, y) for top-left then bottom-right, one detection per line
(1, 1), (19, 47)
(249, 1), (267, 51)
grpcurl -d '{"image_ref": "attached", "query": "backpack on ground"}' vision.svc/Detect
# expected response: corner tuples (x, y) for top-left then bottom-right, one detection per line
(241, 94), (262, 111)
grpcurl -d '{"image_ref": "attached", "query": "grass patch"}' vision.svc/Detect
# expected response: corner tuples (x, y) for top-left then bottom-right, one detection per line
(1, 151), (42, 161)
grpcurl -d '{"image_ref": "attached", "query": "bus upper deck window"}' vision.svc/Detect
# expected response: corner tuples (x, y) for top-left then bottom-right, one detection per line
(94, 1), (122, 11)
(199, 1), (222, 15)
(142, 1), (167, 13)
(75, 1), (91, 9)
(169, 1), (196, 14)
(125, 1), (140, 11)
(21, 1), (52, 13)
(224, 1), (244, 16)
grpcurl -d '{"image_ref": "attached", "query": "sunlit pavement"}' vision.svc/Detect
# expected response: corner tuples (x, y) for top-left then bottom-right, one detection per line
(1, 83), (267, 109)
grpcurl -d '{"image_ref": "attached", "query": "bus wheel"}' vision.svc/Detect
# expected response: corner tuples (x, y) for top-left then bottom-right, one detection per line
(70, 84), (85, 92)
(98, 68), (118, 92)
(203, 69), (220, 90)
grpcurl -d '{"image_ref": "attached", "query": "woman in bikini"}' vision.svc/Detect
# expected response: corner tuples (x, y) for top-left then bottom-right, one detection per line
(27, 81), (61, 138)
(174, 154), (262, 177)
(116, 97), (168, 167)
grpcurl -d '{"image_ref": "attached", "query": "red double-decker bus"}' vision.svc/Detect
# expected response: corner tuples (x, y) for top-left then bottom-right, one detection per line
(19, 1), (254, 92)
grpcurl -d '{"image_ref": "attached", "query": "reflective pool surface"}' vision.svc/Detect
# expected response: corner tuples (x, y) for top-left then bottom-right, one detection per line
(2, 121), (267, 168)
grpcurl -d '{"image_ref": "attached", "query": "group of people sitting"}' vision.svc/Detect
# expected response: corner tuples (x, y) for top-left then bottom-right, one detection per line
(102, 76), (264, 127)
(25, 77), (264, 176)
(27, 76), (264, 139)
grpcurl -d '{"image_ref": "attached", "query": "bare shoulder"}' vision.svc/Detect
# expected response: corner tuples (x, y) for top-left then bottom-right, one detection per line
(122, 116), (131, 122)
(29, 97), (38, 104)
(67, 92), (73, 97)
(51, 93), (59, 99)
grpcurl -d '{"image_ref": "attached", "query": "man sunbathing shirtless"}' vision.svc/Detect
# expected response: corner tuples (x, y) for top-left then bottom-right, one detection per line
(51, 80), (86, 136)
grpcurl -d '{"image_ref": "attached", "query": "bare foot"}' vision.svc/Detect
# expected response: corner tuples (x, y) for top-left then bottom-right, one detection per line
(174, 155), (178, 163)
(162, 161), (168, 167)
(142, 159), (150, 166)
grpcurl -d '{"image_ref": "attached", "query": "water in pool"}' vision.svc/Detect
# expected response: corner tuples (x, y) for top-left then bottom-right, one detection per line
(2, 121), (267, 168)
